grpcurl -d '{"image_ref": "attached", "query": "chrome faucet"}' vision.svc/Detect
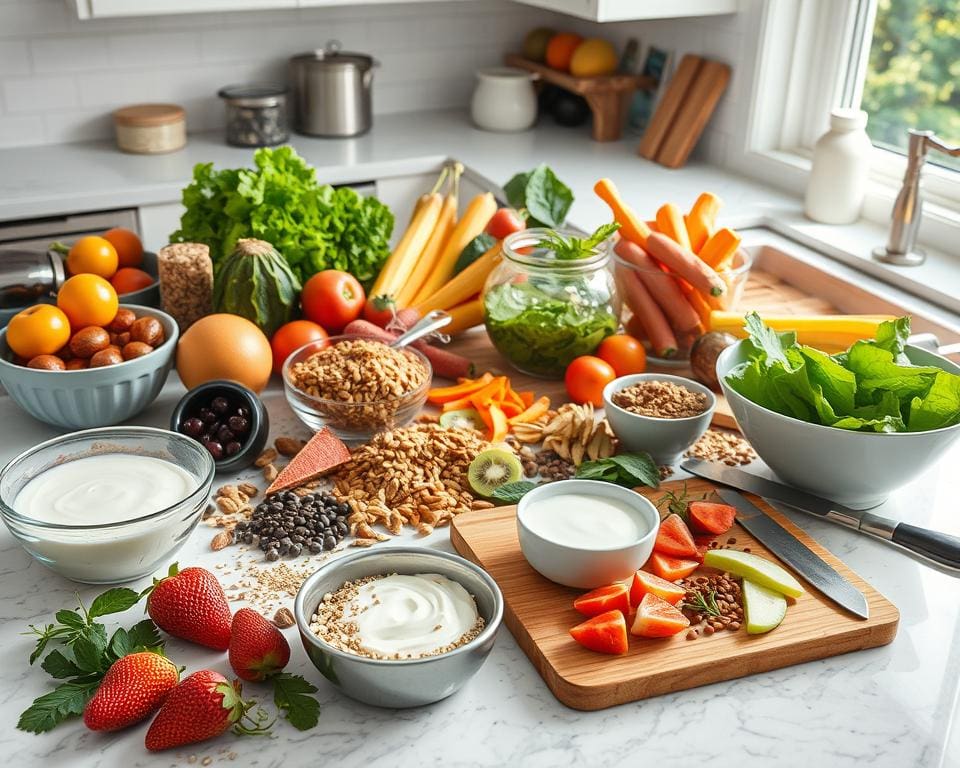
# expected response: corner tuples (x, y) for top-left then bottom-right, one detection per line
(873, 129), (960, 266)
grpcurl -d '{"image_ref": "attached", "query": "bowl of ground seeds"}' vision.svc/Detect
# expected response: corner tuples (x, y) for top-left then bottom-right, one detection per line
(603, 373), (716, 464)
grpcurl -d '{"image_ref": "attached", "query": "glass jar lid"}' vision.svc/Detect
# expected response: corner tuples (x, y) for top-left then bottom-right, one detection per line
(218, 84), (288, 108)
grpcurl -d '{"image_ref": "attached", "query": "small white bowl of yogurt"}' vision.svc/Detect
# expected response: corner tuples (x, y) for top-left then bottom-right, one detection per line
(517, 479), (660, 589)
(0, 426), (215, 584)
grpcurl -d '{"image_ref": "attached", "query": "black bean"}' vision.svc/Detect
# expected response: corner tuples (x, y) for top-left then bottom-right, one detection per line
(289, 543), (302, 557)
(323, 535), (336, 550)
(266, 549), (279, 561)
(309, 541), (323, 554)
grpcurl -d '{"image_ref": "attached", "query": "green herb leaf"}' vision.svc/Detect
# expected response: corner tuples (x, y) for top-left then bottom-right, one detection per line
(88, 588), (141, 620)
(54, 610), (85, 630)
(272, 673), (320, 731)
(576, 452), (660, 489)
(455, 232), (497, 274)
(908, 371), (960, 431)
(72, 627), (107, 674)
(491, 481), (539, 503)
(40, 649), (83, 680)
(17, 679), (100, 734)
(536, 222), (620, 261)
(503, 165), (574, 229)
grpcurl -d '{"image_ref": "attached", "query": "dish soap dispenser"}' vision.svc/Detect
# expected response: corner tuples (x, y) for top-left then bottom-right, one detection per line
(804, 108), (872, 224)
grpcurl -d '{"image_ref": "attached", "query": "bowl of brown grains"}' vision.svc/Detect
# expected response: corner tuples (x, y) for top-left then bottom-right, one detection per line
(282, 335), (431, 442)
(603, 374), (715, 464)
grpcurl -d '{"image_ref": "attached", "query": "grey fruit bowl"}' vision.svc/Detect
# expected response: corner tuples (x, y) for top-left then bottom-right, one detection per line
(0, 304), (178, 429)
(295, 547), (503, 709)
(717, 340), (960, 508)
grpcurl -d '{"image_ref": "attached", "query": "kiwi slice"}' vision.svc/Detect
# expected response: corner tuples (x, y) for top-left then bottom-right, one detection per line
(468, 448), (523, 497)
(439, 408), (486, 431)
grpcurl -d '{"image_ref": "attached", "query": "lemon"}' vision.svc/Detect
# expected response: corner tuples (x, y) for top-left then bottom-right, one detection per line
(569, 38), (618, 78)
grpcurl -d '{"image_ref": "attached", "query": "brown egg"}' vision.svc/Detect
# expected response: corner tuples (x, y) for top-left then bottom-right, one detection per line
(176, 314), (272, 393)
(69, 326), (110, 359)
(27, 354), (66, 370)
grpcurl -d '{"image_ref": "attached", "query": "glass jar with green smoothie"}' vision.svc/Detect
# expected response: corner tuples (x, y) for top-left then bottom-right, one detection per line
(482, 225), (621, 378)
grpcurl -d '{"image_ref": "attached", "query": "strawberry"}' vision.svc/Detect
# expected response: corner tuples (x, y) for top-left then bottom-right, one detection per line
(145, 670), (252, 751)
(83, 652), (179, 732)
(228, 608), (291, 681)
(145, 563), (232, 650)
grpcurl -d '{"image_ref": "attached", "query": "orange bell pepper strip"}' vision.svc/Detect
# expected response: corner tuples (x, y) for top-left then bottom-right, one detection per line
(427, 372), (493, 404)
(488, 404), (509, 443)
(508, 396), (550, 425)
(499, 401), (524, 419)
(517, 391), (535, 408)
(442, 377), (505, 411)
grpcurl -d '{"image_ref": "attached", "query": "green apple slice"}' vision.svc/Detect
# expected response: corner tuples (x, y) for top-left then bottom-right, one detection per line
(703, 549), (805, 598)
(742, 579), (787, 634)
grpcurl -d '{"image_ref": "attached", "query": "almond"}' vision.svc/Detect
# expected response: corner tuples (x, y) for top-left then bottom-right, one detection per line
(89, 346), (123, 368)
(274, 436), (305, 456)
(129, 316), (164, 346)
(210, 530), (233, 551)
(121, 341), (153, 360)
(69, 326), (110, 359)
(272, 607), (295, 628)
(27, 354), (65, 370)
(254, 448), (278, 467)
(108, 308), (136, 333)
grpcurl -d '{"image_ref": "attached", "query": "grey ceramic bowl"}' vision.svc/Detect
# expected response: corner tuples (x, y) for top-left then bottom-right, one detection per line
(516, 479), (660, 589)
(294, 547), (503, 708)
(717, 340), (960, 508)
(0, 304), (178, 429)
(603, 373), (716, 464)
(115, 250), (161, 307)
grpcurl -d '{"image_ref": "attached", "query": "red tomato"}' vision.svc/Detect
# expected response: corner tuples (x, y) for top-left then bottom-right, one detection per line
(564, 355), (616, 406)
(363, 294), (398, 328)
(485, 208), (526, 240)
(301, 271), (365, 333)
(596, 334), (647, 377)
(271, 320), (328, 374)
(110, 267), (154, 295)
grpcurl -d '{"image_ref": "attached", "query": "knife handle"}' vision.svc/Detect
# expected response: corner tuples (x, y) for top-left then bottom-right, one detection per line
(892, 523), (960, 569)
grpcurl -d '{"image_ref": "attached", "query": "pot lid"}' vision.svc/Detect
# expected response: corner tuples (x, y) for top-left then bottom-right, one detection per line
(291, 39), (373, 71)
(217, 83), (287, 107)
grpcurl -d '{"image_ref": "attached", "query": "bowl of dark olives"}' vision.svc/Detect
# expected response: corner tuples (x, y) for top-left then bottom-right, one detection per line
(170, 380), (269, 473)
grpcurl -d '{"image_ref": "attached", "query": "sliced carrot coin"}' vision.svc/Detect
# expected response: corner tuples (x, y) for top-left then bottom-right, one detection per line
(630, 593), (690, 638)
(569, 609), (629, 655)
(630, 569), (686, 607)
(573, 583), (631, 617)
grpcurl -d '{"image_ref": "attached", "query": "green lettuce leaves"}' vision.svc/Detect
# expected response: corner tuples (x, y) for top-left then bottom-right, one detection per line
(171, 146), (394, 286)
(725, 312), (960, 433)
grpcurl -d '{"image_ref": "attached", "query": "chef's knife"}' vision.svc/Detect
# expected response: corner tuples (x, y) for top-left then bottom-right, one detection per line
(714, 487), (869, 619)
(681, 458), (960, 572)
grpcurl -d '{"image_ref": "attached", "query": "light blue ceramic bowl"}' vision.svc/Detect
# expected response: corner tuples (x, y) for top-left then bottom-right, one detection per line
(717, 340), (960, 508)
(0, 304), (178, 429)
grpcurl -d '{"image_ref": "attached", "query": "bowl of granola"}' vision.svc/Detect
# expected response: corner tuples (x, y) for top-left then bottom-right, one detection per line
(282, 335), (432, 441)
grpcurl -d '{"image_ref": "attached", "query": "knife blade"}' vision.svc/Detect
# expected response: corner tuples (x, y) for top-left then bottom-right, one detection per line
(714, 487), (869, 619)
(681, 458), (960, 572)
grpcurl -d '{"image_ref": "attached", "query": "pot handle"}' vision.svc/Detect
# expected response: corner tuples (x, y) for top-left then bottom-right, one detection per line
(363, 59), (380, 87)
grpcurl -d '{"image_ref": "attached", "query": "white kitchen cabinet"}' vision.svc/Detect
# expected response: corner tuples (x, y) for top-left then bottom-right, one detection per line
(508, 0), (738, 22)
(71, 0), (472, 19)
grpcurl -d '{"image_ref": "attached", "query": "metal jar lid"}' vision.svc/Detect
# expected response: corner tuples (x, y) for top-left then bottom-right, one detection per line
(218, 83), (288, 108)
(290, 39), (374, 72)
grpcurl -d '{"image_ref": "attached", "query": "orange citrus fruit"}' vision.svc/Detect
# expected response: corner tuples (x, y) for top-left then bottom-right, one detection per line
(102, 228), (144, 268)
(6, 304), (72, 359)
(57, 274), (119, 329)
(545, 32), (583, 72)
(110, 267), (154, 295)
(66, 236), (118, 279)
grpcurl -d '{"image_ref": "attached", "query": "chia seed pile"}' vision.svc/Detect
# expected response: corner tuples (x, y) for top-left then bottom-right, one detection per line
(236, 490), (349, 561)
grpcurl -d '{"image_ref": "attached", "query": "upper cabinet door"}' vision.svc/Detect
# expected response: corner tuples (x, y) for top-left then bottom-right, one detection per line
(73, 0), (296, 19)
(508, 0), (738, 22)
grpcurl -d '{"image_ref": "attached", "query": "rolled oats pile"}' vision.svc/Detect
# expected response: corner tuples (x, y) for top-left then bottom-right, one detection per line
(612, 380), (709, 419)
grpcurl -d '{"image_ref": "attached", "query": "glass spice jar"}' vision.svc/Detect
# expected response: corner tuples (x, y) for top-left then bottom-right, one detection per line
(482, 228), (621, 379)
(218, 84), (289, 147)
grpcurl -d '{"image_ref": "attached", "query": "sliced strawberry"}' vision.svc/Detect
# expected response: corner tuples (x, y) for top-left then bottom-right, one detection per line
(688, 501), (737, 535)
(654, 514), (698, 557)
(629, 569), (686, 607)
(647, 552), (700, 581)
(573, 583), (631, 617)
(630, 593), (690, 638)
(569, 610), (628, 655)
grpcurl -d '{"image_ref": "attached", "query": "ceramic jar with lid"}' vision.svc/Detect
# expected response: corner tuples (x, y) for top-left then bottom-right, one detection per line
(112, 103), (186, 154)
(471, 67), (538, 133)
(805, 108), (873, 224)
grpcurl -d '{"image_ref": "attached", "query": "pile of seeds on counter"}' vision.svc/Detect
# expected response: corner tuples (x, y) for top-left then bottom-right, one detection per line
(612, 379), (709, 419)
(235, 490), (350, 561)
(679, 573), (744, 640)
(330, 423), (495, 540)
(685, 428), (756, 466)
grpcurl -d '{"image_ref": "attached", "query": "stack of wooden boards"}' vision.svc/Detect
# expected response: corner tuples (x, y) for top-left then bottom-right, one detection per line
(639, 55), (731, 168)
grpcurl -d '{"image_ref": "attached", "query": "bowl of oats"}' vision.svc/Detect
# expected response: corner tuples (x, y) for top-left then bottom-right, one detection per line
(294, 547), (503, 708)
(282, 335), (432, 441)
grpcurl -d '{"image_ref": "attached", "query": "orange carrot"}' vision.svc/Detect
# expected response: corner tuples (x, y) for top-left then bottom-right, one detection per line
(680, 281), (712, 328)
(646, 220), (660, 233)
(594, 178), (652, 248)
(685, 192), (722, 253)
(427, 372), (493, 404)
(489, 404), (509, 443)
(517, 391), (535, 408)
(699, 228), (742, 271)
(645, 232), (726, 298)
(615, 239), (700, 332)
(614, 263), (678, 359)
(655, 203), (692, 251)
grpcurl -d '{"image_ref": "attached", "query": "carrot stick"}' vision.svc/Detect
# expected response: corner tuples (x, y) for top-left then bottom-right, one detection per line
(685, 192), (722, 253)
(614, 263), (678, 359)
(655, 203), (692, 251)
(645, 232), (726, 298)
(699, 228), (742, 271)
(614, 239), (701, 332)
(427, 372), (493, 404)
(594, 178), (652, 249)
(680, 280), (712, 328)
(646, 220), (660, 233)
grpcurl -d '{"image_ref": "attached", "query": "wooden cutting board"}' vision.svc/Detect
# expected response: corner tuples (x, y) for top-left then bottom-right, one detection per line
(450, 479), (899, 711)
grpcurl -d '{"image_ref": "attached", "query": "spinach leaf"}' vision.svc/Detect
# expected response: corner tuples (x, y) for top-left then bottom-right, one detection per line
(503, 165), (574, 228)
(576, 452), (660, 489)
(491, 481), (539, 503)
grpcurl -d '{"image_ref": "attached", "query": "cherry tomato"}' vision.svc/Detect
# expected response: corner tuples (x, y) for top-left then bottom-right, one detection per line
(363, 294), (398, 328)
(57, 273), (119, 329)
(66, 236), (118, 279)
(270, 320), (329, 374)
(596, 334), (647, 377)
(6, 304), (71, 359)
(565, 355), (616, 406)
(301, 270), (365, 333)
(110, 267), (154, 295)
(102, 228), (143, 268)
(485, 208), (526, 240)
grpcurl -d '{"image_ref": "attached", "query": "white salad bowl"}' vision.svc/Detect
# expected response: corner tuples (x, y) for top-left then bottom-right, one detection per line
(717, 341), (960, 508)
(517, 479), (660, 589)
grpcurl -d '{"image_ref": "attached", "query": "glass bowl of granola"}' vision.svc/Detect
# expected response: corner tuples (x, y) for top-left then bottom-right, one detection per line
(282, 335), (432, 442)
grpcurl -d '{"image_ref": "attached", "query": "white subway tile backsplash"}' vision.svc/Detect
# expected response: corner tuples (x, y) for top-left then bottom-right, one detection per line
(3, 75), (77, 112)
(42, 107), (112, 144)
(107, 31), (203, 67)
(30, 36), (111, 73)
(0, 114), (44, 146)
(0, 40), (31, 77)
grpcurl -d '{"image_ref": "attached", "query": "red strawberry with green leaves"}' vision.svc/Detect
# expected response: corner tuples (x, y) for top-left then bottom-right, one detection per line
(83, 652), (179, 732)
(144, 564), (232, 650)
(229, 608), (291, 682)
(145, 670), (268, 751)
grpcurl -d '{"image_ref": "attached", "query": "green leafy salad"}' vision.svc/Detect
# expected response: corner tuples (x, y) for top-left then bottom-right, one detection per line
(171, 146), (394, 286)
(726, 313), (960, 433)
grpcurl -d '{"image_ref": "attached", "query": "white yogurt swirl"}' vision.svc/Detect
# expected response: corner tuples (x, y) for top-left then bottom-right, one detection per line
(343, 573), (480, 657)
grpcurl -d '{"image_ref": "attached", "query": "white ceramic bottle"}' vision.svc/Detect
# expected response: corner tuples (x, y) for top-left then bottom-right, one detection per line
(804, 108), (873, 224)
(471, 67), (537, 133)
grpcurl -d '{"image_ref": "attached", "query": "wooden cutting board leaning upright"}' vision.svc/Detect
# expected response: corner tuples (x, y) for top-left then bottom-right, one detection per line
(450, 479), (899, 711)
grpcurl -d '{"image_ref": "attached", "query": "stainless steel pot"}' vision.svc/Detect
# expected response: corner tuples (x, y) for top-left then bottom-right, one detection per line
(290, 40), (376, 137)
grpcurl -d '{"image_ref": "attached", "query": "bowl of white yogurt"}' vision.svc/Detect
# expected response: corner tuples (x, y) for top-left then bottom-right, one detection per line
(517, 479), (660, 589)
(0, 426), (215, 584)
(294, 547), (503, 708)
